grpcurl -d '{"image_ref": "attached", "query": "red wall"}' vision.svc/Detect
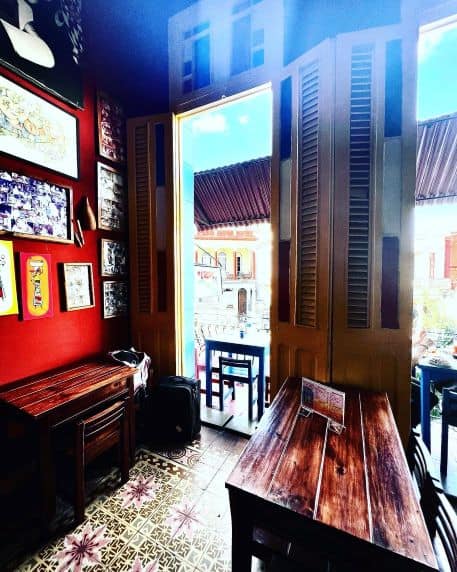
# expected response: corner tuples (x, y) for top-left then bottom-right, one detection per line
(0, 65), (129, 386)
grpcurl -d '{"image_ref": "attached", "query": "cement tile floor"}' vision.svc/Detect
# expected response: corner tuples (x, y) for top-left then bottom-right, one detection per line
(11, 426), (250, 572)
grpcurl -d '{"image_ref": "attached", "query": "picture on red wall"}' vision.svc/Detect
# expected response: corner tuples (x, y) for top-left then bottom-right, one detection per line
(97, 162), (125, 231)
(97, 91), (126, 164)
(0, 75), (79, 178)
(0, 170), (73, 243)
(103, 280), (128, 318)
(19, 252), (53, 320)
(0, 0), (83, 108)
(63, 262), (95, 311)
(0, 239), (18, 316)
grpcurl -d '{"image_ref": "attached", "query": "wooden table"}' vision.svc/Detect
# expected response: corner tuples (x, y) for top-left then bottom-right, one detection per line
(416, 360), (457, 449)
(226, 377), (438, 571)
(0, 360), (136, 525)
(205, 334), (269, 418)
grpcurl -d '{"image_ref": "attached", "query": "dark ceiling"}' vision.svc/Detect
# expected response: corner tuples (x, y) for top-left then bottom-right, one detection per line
(83, 0), (400, 117)
(84, 0), (197, 115)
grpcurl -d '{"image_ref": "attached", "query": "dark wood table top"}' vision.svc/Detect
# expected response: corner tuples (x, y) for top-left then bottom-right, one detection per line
(0, 360), (135, 420)
(226, 377), (438, 571)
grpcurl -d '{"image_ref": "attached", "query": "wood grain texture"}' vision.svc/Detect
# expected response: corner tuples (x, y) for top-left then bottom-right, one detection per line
(361, 392), (437, 568)
(316, 389), (371, 541)
(269, 412), (327, 517)
(226, 376), (301, 496)
(226, 377), (438, 571)
(0, 361), (134, 418)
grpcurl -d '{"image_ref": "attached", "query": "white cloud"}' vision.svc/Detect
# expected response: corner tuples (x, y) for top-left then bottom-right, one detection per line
(418, 19), (457, 63)
(191, 113), (227, 133)
(239, 115), (249, 125)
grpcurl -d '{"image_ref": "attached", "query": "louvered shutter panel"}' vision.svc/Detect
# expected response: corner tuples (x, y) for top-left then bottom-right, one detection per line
(331, 24), (417, 442)
(270, 40), (334, 397)
(133, 124), (153, 313)
(296, 61), (319, 327)
(347, 45), (373, 328)
(127, 114), (176, 380)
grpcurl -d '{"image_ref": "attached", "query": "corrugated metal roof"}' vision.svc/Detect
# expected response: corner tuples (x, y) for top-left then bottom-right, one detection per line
(194, 156), (271, 230)
(416, 112), (457, 205)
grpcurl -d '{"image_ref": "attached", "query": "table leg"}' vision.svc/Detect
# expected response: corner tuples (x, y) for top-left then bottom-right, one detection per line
(420, 371), (431, 450)
(206, 345), (212, 407)
(229, 490), (253, 572)
(258, 351), (265, 419)
(38, 421), (55, 527)
(129, 378), (135, 465)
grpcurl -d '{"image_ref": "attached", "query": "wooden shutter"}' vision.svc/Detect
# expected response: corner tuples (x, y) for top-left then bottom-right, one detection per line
(296, 60), (320, 328)
(270, 40), (334, 397)
(346, 44), (373, 329)
(127, 114), (176, 381)
(331, 24), (417, 440)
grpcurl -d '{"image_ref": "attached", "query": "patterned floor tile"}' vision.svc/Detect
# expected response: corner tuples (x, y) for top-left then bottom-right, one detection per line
(191, 426), (221, 452)
(15, 555), (52, 572)
(10, 426), (248, 572)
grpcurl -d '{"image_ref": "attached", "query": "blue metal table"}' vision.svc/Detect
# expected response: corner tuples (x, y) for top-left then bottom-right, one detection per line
(205, 335), (269, 420)
(417, 359), (457, 449)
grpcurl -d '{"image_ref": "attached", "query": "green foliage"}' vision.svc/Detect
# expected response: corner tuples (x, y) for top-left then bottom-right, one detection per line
(414, 287), (457, 347)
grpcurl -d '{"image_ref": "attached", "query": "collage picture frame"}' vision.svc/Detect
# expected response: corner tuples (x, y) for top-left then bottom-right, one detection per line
(101, 239), (127, 277)
(103, 280), (128, 319)
(97, 162), (126, 232)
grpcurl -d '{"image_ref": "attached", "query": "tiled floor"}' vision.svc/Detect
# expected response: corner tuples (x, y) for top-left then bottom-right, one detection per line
(12, 425), (249, 572)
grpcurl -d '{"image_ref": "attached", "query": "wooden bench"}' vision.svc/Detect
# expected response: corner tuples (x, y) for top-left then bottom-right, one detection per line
(0, 360), (136, 526)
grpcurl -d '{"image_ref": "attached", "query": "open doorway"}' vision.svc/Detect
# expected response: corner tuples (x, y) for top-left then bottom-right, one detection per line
(176, 85), (273, 435)
(413, 14), (457, 495)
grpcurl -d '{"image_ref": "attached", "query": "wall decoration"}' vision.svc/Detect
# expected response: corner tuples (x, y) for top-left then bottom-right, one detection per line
(19, 252), (53, 320)
(97, 91), (126, 164)
(101, 239), (127, 277)
(97, 162), (125, 231)
(0, 239), (18, 316)
(0, 0), (83, 108)
(63, 262), (94, 311)
(0, 170), (73, 243)
(103, 280), (128, 318)
(0, 75), (79, 178)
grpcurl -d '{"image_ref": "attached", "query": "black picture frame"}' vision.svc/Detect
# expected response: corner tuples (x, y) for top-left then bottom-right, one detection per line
(0, 0), (83, 108)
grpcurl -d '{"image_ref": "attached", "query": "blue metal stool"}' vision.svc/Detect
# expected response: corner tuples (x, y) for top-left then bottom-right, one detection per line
(218, 356), (259, 421)
(441, 385), (457, 477)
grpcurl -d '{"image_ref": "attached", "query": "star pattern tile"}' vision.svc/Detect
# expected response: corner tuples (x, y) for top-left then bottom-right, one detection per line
(10, 426), (248, 572)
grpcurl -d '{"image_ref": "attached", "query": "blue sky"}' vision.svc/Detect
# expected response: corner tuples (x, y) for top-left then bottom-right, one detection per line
(418, 20), (457, 120)
(181, 89), (272, 172)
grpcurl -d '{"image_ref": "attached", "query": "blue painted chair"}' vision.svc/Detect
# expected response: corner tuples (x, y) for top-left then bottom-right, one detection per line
(440, 385), (457, 477)
(218, 356), (258, 421)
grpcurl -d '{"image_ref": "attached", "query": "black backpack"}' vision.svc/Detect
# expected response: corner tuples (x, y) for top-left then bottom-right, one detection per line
(148, 376), (201, 443)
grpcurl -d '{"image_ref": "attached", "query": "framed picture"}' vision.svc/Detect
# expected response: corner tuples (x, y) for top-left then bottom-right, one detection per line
(63, 262), (95, 311)
(97, 91), (126, 164)
(0, 1), (83, 108)
(19, 253), (53, 320)
(0, 75), (79, 178)
(97, 162), (126, 231)
(101, 239), (127, 277)
(0, 170), (73, 243)
(0, 239), (18, 316)
(103, 280), (128, 318)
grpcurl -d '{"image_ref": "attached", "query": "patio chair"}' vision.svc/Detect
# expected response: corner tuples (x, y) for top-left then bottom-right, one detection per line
(440, 385), (457, 477)
(218, 355), (258, 421)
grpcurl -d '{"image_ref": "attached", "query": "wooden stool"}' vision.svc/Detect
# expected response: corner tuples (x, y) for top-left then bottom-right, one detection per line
(74, 399), (130, 523)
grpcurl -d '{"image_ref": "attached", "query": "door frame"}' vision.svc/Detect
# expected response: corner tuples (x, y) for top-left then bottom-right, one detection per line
(174, 82), (274, 377)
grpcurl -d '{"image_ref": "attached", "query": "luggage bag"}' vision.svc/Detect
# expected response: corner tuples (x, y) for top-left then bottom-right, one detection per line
(149, 376), (201, 442)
